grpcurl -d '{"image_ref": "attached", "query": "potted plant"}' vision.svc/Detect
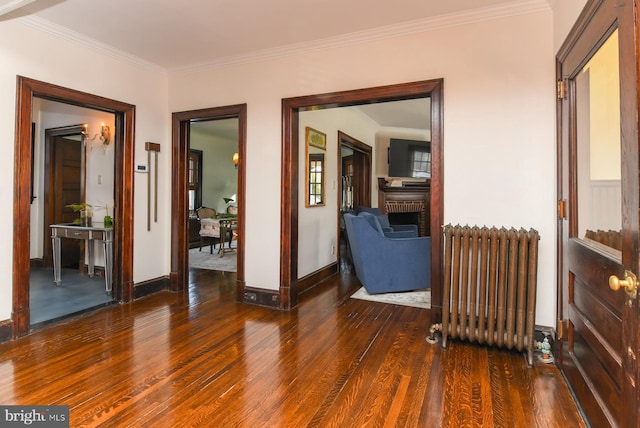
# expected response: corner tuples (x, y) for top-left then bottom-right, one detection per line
(223, 196), (238, 215)
(67, 202), (93, 226)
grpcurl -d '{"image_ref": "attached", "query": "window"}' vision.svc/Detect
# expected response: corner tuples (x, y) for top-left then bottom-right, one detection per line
(188, 150), (203, 215)
(308, 153), (324, 205)
(411, 149), (431, 178)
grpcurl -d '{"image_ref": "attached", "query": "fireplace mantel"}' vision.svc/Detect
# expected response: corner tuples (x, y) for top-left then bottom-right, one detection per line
(377, 178), (431, 236)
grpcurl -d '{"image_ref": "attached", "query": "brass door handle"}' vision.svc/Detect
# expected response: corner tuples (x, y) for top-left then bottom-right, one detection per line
(609, 270), (638, 299)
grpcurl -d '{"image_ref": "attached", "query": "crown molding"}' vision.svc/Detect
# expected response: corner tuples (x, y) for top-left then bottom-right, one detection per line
(15, 0), (549, 75)
(17, 15), (166, 73)
(172, 0), (550, 75)
(0, 0), (37, 17)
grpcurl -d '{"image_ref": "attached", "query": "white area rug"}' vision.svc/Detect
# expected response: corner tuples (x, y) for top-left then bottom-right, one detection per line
(189, 246), (237, 272)
(351, 287), (431, 309)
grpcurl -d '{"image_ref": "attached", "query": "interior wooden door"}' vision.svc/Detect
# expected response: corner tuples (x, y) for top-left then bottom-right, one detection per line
(338, 131), (371, 211)
(53, 136), (82, 267)
(557, 1), (639, 426)
(43, 134), (83, 268)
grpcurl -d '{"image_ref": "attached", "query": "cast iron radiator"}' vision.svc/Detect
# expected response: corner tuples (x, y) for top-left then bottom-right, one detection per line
(437, 224), (540, 365)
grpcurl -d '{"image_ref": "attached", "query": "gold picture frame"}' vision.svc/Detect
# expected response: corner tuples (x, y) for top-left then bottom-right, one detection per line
(306, 127), (326, 150)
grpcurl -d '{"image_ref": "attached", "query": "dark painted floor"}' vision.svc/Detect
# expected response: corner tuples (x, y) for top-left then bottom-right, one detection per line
(30, 267), (114, 327)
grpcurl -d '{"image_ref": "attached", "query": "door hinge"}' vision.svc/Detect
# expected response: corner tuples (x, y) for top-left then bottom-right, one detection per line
(558, 199), (567, 219)
(556, 319), (565, 340)
(557, 80), (567, 100)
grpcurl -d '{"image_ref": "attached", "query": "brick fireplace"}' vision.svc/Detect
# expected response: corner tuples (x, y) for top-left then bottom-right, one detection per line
(377, 178), (430, 236)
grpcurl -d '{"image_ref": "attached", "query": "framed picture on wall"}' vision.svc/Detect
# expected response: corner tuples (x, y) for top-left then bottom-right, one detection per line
(306, 127), (326, 150)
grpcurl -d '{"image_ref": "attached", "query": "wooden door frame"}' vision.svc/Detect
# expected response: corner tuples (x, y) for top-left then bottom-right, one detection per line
(281, 79), (444, 321)
(13, 76), (135, 338)
(42, 125), (86, 268)
(338, 130), (371, 211)
(170, 104), (247, 297)
(337, 131), (372, 263)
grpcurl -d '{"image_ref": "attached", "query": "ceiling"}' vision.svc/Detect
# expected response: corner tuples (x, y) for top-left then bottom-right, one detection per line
(355, 98), (431, 130)
(2, 0), (548, 71)
(192, 98), (432, 136)
(3, 0), (548, 131)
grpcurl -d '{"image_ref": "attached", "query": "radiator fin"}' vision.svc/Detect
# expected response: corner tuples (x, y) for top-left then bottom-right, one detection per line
(441, 224), (540, 365)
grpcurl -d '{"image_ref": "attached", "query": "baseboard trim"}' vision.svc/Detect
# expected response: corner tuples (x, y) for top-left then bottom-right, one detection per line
(298, 262), (338, 294)
(30, 258), (44, 268)
(80, 263), (105, 278)
(0, 320), (12, 344)
(242, 286), (280, 308)
(134, 276), (170, 299)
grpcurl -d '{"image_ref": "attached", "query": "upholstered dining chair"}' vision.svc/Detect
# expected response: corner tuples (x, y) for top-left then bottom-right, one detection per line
(196, 207), (218, 253)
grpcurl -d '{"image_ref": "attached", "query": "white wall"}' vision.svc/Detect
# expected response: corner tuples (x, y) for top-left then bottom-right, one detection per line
(550, 0), (589, 53)
(0, 19), (169, 320)
(170, 9), (557, 326)
(297, 107), (378, 277)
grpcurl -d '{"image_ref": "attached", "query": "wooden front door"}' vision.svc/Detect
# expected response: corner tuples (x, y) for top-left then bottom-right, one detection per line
(557, 1), (639, 426)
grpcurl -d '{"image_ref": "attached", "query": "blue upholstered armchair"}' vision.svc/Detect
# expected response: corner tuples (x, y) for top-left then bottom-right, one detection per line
(343, 212), (431, 294)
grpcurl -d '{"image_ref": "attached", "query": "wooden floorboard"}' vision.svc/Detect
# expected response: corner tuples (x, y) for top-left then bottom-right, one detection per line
(0, 268), (585, 427)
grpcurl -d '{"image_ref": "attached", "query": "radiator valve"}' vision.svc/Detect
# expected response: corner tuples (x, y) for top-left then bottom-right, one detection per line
(426, 323), (441, 344)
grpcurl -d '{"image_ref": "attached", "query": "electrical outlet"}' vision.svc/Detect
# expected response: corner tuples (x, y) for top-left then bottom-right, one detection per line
(244, 292), (257, 302)
(330, 245), (335, 255)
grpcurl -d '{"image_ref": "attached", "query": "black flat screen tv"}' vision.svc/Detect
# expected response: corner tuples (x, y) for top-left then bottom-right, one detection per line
(387, 138), (431, 179)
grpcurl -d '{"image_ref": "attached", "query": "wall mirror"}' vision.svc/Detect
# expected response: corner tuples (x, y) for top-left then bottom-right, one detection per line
(305, 126), (326, 207)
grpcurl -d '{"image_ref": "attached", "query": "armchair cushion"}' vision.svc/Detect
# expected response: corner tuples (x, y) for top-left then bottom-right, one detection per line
(344, 213), (431, 294)
(358, 212), (417, 238)
(390, 223), (419, 236)
(376, 214), (391, 229)
(356, 206), (382, 216)
(358, 212), (385, 234)
(357, 206), (418, 237)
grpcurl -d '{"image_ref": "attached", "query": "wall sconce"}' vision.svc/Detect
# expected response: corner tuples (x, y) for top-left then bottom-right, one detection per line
(232, 152), (239, 169)
(82, 123), (111, 152)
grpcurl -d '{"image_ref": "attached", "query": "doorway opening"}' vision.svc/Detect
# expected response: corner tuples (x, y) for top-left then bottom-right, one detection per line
(280, 79), (444, 320)
(13, 77), (135, 338)
(188, 118), (240, 272)
(170, 104), (246, 296)
(31, 115), (114, 327)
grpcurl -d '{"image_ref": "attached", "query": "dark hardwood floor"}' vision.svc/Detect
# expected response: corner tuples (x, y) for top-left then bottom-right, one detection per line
(0, 266), (585, 427)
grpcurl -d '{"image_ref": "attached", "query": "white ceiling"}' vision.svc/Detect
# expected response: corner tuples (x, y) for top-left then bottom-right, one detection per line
(192, 98), (432, 136)
(3, 0), (548, 130)
(355, 98), (431, 130)
(3, 0), (548, 71)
